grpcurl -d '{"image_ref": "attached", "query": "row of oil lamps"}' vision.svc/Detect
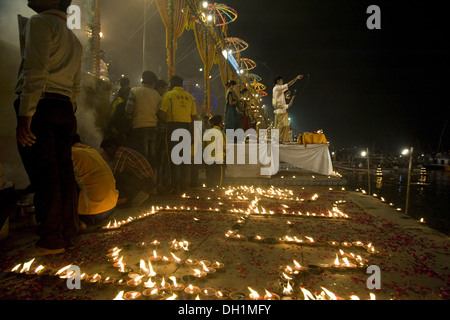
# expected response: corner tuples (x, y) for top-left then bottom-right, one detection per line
(356, 189), (426, 224)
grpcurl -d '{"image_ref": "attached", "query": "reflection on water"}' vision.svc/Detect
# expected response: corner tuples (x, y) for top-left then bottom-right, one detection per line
(343, 170), (450, 235)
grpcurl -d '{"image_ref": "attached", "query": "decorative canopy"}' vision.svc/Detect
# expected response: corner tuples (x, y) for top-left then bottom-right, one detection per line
(201, 3), (238, 26)
(249, 73), (262, 83)
(251, 82), (266, 91)
(239, 58), (256, 71)
(224, 37), (248, 53)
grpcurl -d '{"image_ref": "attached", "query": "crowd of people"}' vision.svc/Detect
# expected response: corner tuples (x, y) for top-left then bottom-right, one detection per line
(6, 0), (305, 257)
(7, 0), (232, 256)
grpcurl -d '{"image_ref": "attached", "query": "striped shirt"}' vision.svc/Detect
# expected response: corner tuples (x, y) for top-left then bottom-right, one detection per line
(112, 147), (154, 179)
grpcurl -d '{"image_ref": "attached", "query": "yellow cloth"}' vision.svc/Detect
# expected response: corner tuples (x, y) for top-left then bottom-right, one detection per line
(72, 143), (118, 215)
(160, 87), (197, 123)
(297, 133), (328, 147)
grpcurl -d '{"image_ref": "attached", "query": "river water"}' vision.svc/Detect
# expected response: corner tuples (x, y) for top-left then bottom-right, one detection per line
(341, 169), (450, 235)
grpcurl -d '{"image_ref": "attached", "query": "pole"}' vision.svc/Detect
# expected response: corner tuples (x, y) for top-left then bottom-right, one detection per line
(93, 0), (101, 78)
(405, 147), (414, 215)
(143, 0), (147, 72)
(367, 147), (371, 196)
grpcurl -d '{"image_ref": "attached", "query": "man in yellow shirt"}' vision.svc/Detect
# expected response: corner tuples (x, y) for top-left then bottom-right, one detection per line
(72, 135), (118, 228)
(158, 76), (197, 194)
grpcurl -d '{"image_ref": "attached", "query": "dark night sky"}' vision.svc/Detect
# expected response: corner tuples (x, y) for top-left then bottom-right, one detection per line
(1, 0), (448, 153)
(220, 0), (449, 153)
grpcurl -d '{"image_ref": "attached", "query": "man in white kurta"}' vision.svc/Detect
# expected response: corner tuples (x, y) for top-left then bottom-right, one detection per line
(273, 75), (303, 142)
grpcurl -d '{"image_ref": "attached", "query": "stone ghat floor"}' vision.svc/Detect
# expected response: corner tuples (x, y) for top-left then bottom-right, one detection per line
(0, 185), (448, 300)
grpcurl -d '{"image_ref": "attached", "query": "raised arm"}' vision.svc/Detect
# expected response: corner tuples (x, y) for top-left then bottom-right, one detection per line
(287, 75), (304, 88)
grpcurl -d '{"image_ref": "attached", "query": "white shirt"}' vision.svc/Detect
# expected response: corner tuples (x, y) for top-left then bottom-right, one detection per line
(272, 84), (289, 114)
(15, 10), (83, 117)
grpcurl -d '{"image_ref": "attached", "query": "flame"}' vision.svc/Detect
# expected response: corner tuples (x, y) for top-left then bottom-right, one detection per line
(282, 272), (293, 280)
(133, 275), (144, 284)
(55, 264), (72, 276)
(305, 236), (315, 243)
(332, 254), (340, 266)
(144, 278), (156, 288)
(293, 260), (302, 270)
(193, 269), (202, 276)
(152, 250), (158, 259)
(188, 284), (194, 291)
(34, 265), (45, 274)
(20, 258), (36, 273)
(342, 258), (351, 267)
(300, 287), (316, 300)
(195, 295), (200, 300)
(171, 252), (182, 263)
(165, 293), (177, 300)
(339, 249), (345, 256)
(113, 291), (125, 300)
(169, 276), (178, 287)
(11, 264), (21, 272)
(182, 241), (189, 251)
(283, 281), (293, 295)
(369, 293), (376, 300)
(140, 259), (149, 275)
(320, 287), (337, 300)
(247, 287), (260, 299)
(200, 262), (210, 273)
(148, 260), (156, 277)
(161, 277), (166, 287)
(264, 290), (273, 299)
(350, 295), (360, 300)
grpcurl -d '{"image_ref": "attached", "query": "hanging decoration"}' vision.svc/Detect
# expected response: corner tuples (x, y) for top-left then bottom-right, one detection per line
(156, 0), (189, 80)
(224, 37), (248, 53)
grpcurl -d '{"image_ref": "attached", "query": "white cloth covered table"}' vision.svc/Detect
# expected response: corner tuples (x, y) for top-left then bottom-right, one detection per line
(278, 143), (333, 176)
(223, 143), (333, 178)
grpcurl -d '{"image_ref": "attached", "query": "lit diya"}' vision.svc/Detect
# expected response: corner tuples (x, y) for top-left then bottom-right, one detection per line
(264, 290), (280, 300)
(87, 274), (102, 283)
(124, 291), (141, 300)
(170, 252), (184, 264)
(247, 287), (263, 300)
(352, 241), (364, 247)
(211, 261), (224, 270)
(142, 288), (159, 299)
(198, 260), (211, 267)
(215, 291), (231, 300)
(289, 260), (305, 273)
(149, 250), (162, 262)
(102, 277), (115, 285)
(284, 265), (299, 275)
(150, 240), (160, 247)
(136, 242), (146, 248)
(200, 287), (216, 298)
(184, 284), (200, 296)
(192, 269), (207, 278)
(158, 277), (170, 290)
(199, 262), (216, 274)
(341, 242), (352, 247)
(328, 241), (340, 246)
(185, 259), (198, 266)
(169, 276), (185, 291)
(127, 275), (144, 287)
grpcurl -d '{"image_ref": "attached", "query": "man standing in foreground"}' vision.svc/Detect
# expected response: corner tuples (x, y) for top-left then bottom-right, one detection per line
(273, 75), (303, 142)
(158, 76), (197, 194)
(15, 0), (83, 256)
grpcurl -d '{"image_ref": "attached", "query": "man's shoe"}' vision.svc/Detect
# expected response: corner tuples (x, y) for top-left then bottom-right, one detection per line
(25, 246), (65, 257)
(130, 191), (149, 207)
